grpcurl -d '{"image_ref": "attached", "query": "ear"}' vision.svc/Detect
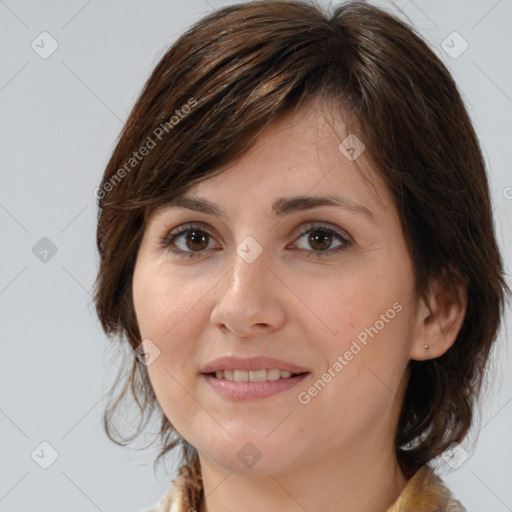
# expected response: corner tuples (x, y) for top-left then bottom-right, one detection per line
(409, 271), (467, 361)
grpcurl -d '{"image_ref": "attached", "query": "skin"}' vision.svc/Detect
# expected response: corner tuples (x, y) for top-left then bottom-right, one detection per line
(132, 98), (466, 512)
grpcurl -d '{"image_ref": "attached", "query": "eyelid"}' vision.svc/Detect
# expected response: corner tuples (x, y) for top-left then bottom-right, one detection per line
(293, 221), (351, 240)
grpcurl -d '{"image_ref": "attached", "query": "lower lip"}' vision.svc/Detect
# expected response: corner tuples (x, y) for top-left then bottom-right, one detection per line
(201, 373), (309, 400)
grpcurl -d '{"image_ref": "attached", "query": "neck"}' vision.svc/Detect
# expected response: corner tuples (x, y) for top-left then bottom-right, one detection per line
(197, 440), (410, 512)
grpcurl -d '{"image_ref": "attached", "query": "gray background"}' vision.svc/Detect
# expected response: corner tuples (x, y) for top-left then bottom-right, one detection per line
(0, 0), (511, 511)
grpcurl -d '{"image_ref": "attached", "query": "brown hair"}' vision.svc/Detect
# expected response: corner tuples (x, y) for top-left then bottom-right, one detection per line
(92, 0), (510, 476)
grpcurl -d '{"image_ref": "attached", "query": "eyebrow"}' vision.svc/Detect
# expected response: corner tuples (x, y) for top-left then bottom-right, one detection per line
(163, 193), (377, 223)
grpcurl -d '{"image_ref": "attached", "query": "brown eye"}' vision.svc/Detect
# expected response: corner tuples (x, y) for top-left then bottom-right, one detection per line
(307, 230), (334, 251)
(159, 222), (221, 259)
(184, 230), (210, 251)
(160, 221), (351, 260)
(291, 223), (352, 257)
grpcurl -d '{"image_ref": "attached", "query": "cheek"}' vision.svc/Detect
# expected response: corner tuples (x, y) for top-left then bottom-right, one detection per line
(132, 295), (204, 438)
(294, 300), (412, 436)
(133, 260), (205, 340)
(132, 261), (213, 415)
(302, 262), (406, 338)
(298, 260), (413, 391)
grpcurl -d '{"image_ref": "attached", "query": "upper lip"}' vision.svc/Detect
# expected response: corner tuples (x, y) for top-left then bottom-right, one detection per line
(200, 356), (309, 374)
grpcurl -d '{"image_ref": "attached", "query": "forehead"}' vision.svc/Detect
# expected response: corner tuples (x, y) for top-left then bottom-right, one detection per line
(181, 102), (394, 218)
(152, 99), (394, 224)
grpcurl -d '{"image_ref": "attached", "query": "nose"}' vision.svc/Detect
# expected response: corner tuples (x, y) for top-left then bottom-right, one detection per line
(210, 243), (287, 337)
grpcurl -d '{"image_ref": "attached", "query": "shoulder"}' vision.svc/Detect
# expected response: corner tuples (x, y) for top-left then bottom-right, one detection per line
(140, 458), (202, 512)
(387, 465), (466, 512)
(140, 480), (185, 512)
(139, 481), (183, 512)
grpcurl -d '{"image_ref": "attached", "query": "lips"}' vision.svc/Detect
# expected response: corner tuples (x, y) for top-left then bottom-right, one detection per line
(200, 355), (309, 375)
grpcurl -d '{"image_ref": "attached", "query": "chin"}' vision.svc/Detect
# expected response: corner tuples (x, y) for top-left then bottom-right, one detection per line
(202, 437), (302, 477)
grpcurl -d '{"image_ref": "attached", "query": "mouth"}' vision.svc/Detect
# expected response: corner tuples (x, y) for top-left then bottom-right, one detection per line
(200, 356), (310, 399)
(206, 369), (309, 382)
(201, 370), (310, 400)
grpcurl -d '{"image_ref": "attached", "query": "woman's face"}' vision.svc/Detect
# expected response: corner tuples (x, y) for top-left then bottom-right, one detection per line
(132, 100), (422, 476)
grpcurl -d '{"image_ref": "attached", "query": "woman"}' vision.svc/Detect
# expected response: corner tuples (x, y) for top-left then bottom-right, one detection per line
(92, 1), (510, 511)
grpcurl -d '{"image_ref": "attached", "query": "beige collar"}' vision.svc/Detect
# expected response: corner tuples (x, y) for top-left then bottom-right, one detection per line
(151, 460), (466, 512)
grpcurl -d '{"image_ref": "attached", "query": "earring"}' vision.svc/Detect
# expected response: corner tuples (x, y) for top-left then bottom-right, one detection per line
(424, 344), (431, 360)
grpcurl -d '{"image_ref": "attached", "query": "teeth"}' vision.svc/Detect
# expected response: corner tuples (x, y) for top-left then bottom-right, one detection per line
(249, 369), (267, 382)
(213, 369), (297, 382)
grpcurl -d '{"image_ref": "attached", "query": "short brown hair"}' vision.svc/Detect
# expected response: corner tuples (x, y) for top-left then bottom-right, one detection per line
(93, 0), (510, 475)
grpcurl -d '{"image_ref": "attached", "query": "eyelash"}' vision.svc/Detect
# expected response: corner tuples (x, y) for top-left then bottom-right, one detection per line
(158, 221), (352, 259)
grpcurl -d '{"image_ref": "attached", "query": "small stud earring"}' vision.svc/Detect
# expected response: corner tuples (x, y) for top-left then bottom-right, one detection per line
(424, 344), (431, 360)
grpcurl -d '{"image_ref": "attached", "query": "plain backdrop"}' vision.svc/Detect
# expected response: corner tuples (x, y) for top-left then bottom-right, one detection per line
(0, 0), (511, 511)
